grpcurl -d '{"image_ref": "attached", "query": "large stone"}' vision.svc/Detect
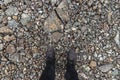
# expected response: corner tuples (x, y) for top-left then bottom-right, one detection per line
(56, 0), (69, 22)
(5, 6), (19, 16)
(44, 11), (61, 32)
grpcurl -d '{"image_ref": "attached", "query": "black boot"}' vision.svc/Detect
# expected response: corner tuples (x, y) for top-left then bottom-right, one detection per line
(39, 46), (55, 80)
(65, 49), (79, 80)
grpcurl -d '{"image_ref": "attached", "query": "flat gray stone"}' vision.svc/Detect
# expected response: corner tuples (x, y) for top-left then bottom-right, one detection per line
(5, 6), (19, 16)
(4, 0), (12, 4)
(20, 13), (31, 25)
(56, 0), (69, 22)
(8, 20), (18, 28)
(99, 64), (113, 72)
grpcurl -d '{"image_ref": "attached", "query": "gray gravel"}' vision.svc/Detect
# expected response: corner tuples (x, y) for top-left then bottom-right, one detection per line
(0, 0), (120, 80)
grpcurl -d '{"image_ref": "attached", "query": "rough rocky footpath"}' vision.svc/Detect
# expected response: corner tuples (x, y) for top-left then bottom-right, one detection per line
(0, 0), (120, 80)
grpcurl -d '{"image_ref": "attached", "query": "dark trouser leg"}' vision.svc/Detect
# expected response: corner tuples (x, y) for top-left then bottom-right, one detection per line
(65, 64), (79, 80)
(39, 46), (55, 80)
(39, 60), (55, 80)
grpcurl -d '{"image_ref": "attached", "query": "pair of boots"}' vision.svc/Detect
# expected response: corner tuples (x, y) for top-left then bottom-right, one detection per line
(39, 47), (79, 80)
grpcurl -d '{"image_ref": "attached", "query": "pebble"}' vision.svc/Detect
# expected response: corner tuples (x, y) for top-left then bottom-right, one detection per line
(12, 15), (18, 20)
(10, 53), (20, 62)
(6, 44), (16, 54)
(32, 47), (39, 53)
(7, 17), (12, 20)
(51, 0), (57, 5)
(108, 11), (112, 24)
(5, 6), (19, 16)
(8, 20), (18, 28)
(79, 73), (89, 79)
(0, 26), (13, 33)
(3, 0), (12, 4)
(4, 35), (16, 42)
(20, 13), (31, 25)
(0, 16), (3, 22)
(99, 64), (114, 72)
(112, 69), (119, 76)
(82, 65), (91, 72)
(0, 43), (4, 50)
(114, 31), (120, 48)
(89, 61), (97, 68)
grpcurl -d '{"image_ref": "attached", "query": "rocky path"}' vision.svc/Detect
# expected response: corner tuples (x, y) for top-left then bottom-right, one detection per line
(0, 0), (120, 80)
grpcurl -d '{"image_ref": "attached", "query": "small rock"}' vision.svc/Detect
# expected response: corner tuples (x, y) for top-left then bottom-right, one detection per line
(51, 0), (57, 5)
(79, 73), (89, 79)
(7, 17), (12, 20)
(32, 47), (39, 53)
(108, 11), (112, 24)
(99, 64), (113, 72)
(21, 13), (30, 19)
(112, 69), (119, 76)
(4, 0), (12, 4)
(20, 13), (31, 25)
(75, 47), (80, 53)
(0, 44), (4, 50)
(8, 20), (18, 28)
(6, 44), (16, 54)
(10, 53), (19, 62)
(0, 27), (13, 33)
(89, 61), (97, 68)
(4, 35), (15, 42)
(82, 65), (91, 72)
(0, 16), (3, 22)
(114, 31), (120, 47)
(5, 6), (19, 16)
(71, 27), (77, 31)
(0, 11), (4, 22)
(12, 15), (18, 20)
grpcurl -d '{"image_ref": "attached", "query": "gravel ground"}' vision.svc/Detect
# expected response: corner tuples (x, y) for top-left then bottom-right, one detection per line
(0, 0), (120, 80)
